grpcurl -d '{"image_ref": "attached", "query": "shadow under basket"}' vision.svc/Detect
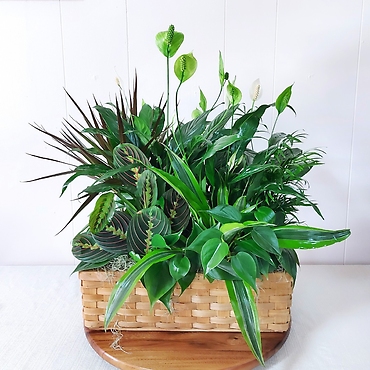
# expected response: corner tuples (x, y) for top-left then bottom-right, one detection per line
(79, 271), (293, 333)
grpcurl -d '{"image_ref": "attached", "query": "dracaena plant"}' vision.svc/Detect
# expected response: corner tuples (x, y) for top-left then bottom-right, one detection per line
(27, 25), (350, 365)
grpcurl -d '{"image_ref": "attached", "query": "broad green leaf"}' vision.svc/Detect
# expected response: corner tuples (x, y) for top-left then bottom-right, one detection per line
(206, 205), (242, 224)
(105, 249), (177, 328)
(186, 228), (223, 254)
(143, 261), (176, 308)
(278, 249), (297, 284)
(252, 226), (280, 255)
(201, 238), (229, 275)
(201, 134), (240, 161)
(133, 116), (151, 145)
(274, 225), (351, 249)
(151, 234), (168, 249)
(227, 81), (242, 105)
(199, 88), (207, 112)
(254, 206), (275, 223)
(174, 53), (197, 83)
(225, 280), (264, 365)
(89, 192), (115, 233)
(275, 85), (293, 114)
(206, 258), (240, 281)
(231, 252), (257, 291)
(235, 240), (274, 265)
(155, 25), (184, 58)
(169, 255), (191, 281)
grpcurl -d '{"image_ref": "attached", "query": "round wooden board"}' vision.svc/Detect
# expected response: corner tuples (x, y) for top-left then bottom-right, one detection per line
(85, 327), (289, 370)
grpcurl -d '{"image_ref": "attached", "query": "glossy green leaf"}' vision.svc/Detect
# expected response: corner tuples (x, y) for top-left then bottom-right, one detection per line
(275, 85), (293, 114)
(235, 240), (274, 265)
(143, 261), (176, 308)
(105, 249), (177, 328)
(174, 53), (197, 83)
(206, 205), (242, 224)
(199, 88), (207, 112)
(201, 134), (240, 161)
(201, 238), (229, 275)
(225, 280), (264, 365)
(274, 225), (351, 249)
(227, 81), (242, 105)
(218, 51), (225, 85)
(169, 255), (191, 281)
(252, 226), (280, 255)
(254, 206), (275, 223)
(231, 252), (257, 291)
(186, 228), (223, 254)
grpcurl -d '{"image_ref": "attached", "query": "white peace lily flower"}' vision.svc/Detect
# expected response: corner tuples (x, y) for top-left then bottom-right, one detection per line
(250, 78), (262, 101)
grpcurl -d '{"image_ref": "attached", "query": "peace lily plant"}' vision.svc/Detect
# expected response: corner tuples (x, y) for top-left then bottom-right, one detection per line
(28, 25), (350, 365)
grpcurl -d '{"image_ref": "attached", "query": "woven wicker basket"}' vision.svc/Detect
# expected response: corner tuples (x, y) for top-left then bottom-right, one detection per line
(79, 270), (293, 333)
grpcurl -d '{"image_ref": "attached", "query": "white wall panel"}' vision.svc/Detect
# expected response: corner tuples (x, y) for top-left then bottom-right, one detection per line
(0, 1), (73, 264)
(1, 0), (369, 265)
(346, 0), (370, 264)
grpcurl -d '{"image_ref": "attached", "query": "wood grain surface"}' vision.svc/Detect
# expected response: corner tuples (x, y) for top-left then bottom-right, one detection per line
(85, 328), (289, 370)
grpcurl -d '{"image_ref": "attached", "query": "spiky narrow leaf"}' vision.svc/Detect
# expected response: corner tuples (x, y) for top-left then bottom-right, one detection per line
(104, 250), (177, 328)
(225, 280), (264, 365)
(274, 225), (351, 249)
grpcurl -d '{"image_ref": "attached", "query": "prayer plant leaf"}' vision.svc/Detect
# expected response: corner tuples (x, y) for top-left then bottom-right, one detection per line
(89, 192), (115, 234)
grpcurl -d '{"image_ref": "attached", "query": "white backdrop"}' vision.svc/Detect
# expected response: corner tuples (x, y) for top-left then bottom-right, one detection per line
(1, 0), (369, 265)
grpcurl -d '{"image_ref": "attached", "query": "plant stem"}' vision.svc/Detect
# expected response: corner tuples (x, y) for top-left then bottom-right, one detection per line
(271, 113), (280, 134)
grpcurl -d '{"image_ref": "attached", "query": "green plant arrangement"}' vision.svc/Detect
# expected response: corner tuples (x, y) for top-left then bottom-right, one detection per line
(27, 25), (350, 365)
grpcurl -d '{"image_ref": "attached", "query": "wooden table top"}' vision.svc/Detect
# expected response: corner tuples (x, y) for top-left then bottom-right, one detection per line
(85, 328), (289, 370)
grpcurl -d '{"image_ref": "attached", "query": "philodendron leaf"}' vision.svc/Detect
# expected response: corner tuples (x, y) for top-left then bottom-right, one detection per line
(104, 249), (177, 328)
(225, 280), (264, 365)
(186, 228), (223, 254)
(143, 261), (176, 308)
(275, 85), (293, 114)
(254, 206), (275, 223)
(174, 53), (197, 83)
(274, 225), (351, 249)
(89, 192), (115, 234)
(155, 25), (184, 58)
(201, 238), (229, 275)
(169, 254), (191, 281)
(231, 252), (257, 291)
(252, 226), (281, 255)
(206, 205), (242, 224)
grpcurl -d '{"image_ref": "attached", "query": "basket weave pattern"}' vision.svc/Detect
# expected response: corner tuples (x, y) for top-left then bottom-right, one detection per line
(79, 270), (293, 333)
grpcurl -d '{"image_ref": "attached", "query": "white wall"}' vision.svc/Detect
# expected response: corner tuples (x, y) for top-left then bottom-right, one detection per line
(1, 0), (369, 265)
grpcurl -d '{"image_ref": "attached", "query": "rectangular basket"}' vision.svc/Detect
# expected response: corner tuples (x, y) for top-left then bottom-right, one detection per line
(79, 270), (293, 333)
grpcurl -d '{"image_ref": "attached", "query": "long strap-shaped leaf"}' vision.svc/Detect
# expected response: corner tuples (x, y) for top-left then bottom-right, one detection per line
(225, 279), (264, 366)
(104, 250), (177, 328)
